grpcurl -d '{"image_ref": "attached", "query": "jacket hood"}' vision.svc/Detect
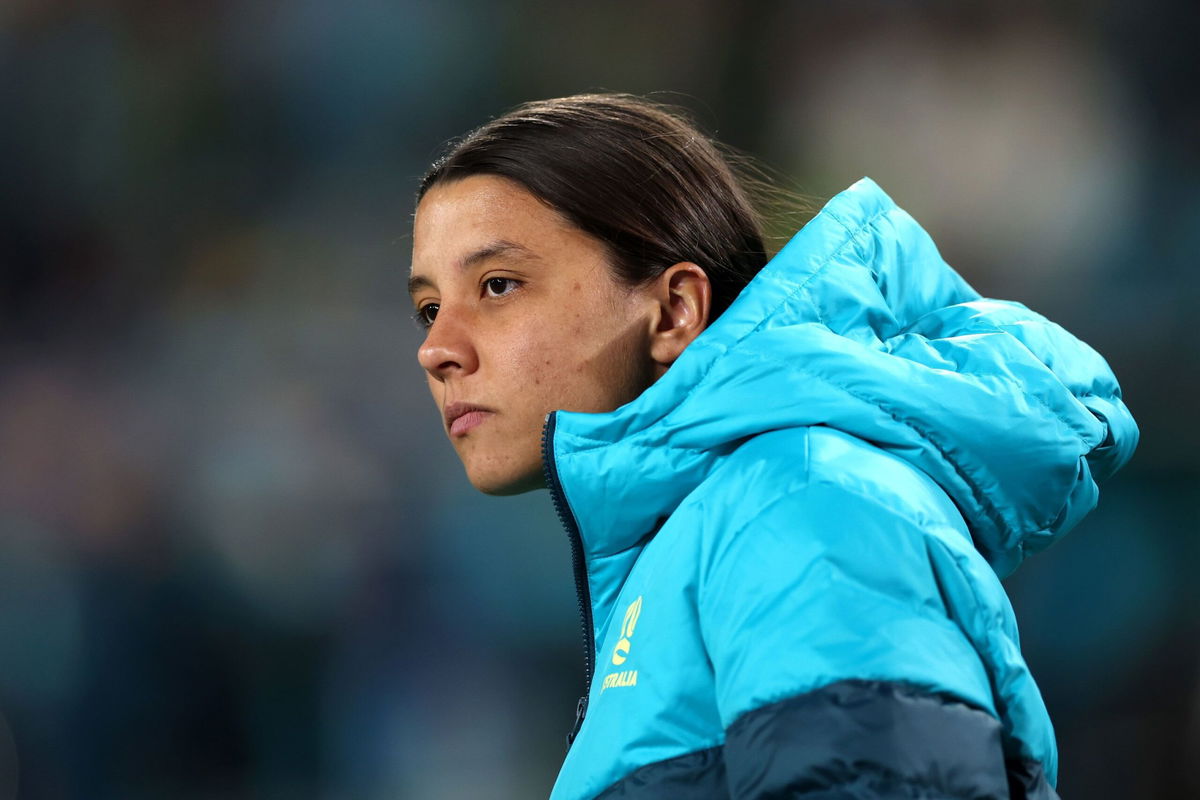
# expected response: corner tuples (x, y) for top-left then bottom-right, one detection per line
(548, 177), (1138, 580)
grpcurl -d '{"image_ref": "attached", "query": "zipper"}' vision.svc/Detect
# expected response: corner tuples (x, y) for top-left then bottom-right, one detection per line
(542, 411), (594, 750)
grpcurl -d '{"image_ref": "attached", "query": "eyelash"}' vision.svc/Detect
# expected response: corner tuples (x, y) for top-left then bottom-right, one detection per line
(412, 277), (522, 330)
(483, 276), (520, 298)
(412, 304), (438, 330)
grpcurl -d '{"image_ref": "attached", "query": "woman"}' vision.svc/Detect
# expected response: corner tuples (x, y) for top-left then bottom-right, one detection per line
(408, 94), (1137, 799)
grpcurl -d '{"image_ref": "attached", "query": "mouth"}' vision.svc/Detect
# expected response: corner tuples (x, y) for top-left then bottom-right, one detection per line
(443, 401), (495, 437)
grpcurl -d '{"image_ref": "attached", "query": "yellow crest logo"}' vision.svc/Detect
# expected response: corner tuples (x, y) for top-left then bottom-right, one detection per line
(611, 595), (642, 665)
(601, 596), (642, 693)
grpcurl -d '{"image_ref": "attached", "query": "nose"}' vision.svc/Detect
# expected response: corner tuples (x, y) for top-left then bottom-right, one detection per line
(417, 307), (479, 381)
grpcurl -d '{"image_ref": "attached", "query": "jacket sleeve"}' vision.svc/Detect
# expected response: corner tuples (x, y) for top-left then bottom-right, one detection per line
(697, 478), (1059, 800)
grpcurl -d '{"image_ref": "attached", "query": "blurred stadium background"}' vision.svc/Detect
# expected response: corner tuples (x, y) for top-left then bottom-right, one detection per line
(0, 1), (1196, 798)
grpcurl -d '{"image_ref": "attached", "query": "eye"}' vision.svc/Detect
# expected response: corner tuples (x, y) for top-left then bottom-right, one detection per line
(483, 277), (520, 297)
(413, 303), (439, 329)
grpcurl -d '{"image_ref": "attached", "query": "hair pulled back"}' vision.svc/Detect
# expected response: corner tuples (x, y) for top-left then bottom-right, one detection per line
(418, 94), (771, 319)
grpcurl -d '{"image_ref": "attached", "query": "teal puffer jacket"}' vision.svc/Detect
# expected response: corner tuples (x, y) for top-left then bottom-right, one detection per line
(543, 178), (1138, 800)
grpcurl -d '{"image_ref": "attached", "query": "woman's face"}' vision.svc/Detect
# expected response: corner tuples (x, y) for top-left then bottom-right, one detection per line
(410, 175), (659, 495)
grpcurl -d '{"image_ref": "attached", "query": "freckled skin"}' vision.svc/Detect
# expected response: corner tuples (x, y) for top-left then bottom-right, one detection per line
(411, 176), (661, 495)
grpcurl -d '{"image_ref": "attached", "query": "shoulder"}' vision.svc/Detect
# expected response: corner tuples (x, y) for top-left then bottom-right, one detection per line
(687, 427), (1008, 728)
(687, 425), (996, 656)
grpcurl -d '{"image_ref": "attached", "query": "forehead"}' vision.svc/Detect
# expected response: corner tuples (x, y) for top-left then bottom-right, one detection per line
(410, 175), (601, 278)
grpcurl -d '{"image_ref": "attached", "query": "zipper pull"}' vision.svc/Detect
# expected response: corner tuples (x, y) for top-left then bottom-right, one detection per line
(565, 694), (589, 750)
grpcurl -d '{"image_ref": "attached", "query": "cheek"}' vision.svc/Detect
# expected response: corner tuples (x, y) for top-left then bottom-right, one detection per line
(523, 338), (567, 391)
(484, 320), (556, 399)
(496, 319), (588, 408)
(544, 319), (653, 411)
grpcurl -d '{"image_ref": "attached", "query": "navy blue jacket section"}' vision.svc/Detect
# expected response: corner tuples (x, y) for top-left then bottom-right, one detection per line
(594, 745), (725, 799)
(724, 680), (1052, 799)
(590, 680), (1060, 799)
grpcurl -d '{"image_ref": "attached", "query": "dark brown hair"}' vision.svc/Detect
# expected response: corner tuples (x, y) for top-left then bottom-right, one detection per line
(418, 93), (775, 319)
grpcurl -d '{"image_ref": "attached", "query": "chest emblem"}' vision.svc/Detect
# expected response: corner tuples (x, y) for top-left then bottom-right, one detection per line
(601, 595), (642, 692)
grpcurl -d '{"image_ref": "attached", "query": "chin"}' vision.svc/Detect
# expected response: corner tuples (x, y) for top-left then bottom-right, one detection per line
(466, 463), (546, 496)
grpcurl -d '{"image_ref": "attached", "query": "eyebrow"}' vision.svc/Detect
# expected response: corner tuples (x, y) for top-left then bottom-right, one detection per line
(407, 239), (538, 298)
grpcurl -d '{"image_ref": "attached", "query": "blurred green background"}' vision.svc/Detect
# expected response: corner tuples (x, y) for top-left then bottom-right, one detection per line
(0, 1), (1195, 798)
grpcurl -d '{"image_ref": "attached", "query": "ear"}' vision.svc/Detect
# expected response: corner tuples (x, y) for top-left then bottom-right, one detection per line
(648, 262), (711, 371)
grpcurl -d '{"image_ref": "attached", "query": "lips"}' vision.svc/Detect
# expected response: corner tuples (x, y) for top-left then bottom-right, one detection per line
(444, 401), (494, 437)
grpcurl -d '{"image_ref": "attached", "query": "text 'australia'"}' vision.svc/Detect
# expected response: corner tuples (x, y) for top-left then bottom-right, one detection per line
(601, 670), (638, 692)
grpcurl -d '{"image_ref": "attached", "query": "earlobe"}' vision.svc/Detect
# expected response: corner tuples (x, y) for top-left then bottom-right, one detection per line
(649, 262), (711, 368)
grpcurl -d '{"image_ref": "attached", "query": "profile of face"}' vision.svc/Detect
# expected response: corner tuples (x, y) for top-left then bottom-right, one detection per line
(410, 175), (710, 495)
